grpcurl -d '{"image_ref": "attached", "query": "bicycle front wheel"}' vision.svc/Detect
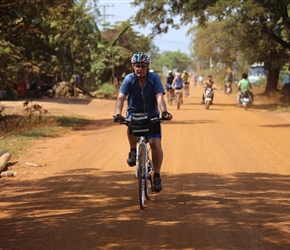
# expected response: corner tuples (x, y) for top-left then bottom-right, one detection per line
(138, 145), (147, 209)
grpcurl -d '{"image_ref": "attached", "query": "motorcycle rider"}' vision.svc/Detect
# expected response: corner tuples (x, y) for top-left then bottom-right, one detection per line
(193, 75), (198, 87)
(113, 52), (173, 192)
(237, 73), (254, 105)
(198, 75), (203, 86)
(201, 75), (217, 104)
(165, 70), (174, 104)
(172, 72), (184, 104)
(224, 72), (233, 93)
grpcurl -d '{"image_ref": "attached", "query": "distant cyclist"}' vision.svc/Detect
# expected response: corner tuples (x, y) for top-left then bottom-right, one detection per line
(182, 70), (190, 95)
(165, 70), (174, 104)
(172, 72), (184, 104)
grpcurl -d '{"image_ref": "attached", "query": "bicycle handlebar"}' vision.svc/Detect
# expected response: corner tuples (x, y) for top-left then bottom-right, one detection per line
(120, 116), (162, 126)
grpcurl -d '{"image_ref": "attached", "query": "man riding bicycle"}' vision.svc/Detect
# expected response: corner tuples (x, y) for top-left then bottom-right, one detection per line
(182, 70), (190, 95)
(165, 70), (174, 104)
(113, 52), (173, 192)
(172, 72), (184, 104)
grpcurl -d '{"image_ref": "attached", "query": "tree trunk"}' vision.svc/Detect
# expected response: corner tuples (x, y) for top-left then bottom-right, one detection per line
(281, 84), (290, 104)
(264, 62), (280, 94)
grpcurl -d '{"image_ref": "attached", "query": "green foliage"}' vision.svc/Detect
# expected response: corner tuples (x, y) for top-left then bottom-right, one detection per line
(132, 0), (290, 51)
(151, 51), (192, 75)
(0, 0), (152, 92)
(97, 83), (117, 96)
(132, 0), (290, 97)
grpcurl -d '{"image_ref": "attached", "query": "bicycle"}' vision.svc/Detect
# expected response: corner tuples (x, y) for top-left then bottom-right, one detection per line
(174, 88), (182, 110)
(122, 113), (160, 209)
(183, 81), (189, 97)
(167, 88), (174, 105)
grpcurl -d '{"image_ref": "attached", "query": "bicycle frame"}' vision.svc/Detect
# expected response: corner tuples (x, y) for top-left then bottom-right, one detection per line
(122, 115), (159, 209)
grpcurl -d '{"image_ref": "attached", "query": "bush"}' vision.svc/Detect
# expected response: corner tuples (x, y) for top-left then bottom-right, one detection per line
(97, 83), (117, 97)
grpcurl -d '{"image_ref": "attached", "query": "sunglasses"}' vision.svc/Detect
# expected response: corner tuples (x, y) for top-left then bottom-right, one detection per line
(134, 65), (147, 69)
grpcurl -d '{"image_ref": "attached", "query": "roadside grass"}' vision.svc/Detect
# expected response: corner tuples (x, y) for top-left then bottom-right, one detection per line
(252, 86), (290, 112)
(0, 115), (85, 158)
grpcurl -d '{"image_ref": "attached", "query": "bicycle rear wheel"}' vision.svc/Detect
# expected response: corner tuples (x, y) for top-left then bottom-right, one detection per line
(138, 145), (147, 209)
(176, 92), (180, 110)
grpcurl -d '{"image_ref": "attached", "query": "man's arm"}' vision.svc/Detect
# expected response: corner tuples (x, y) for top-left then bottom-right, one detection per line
(156, 93), (173, 120)
(115, 92), (126, 115)
(171, 78), (176, 88)
(156, 93), (168, 113)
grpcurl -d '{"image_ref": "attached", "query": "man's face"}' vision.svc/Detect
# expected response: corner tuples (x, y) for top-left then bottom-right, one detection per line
(133, 63), (148, 78)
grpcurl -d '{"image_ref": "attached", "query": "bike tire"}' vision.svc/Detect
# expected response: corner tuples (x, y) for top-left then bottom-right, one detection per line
(177, 94), (180, 110)
(138, 145), (147, 209)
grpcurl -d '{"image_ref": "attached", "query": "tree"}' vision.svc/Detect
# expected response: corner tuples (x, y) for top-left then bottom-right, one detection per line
(131, 0), (290, 95)
(93, 21), (152, 85)
(190, 19), (239, 70)
(0, 0), (75, 97)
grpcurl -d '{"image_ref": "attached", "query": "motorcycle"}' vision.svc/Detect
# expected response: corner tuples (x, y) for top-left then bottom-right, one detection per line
(203, 87), (214, 109)
(225, 82), (232, 94)
(239, 91), (251, 110)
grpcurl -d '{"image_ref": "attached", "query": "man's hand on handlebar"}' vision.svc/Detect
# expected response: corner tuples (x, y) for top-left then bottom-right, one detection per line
(113, 114), (125, 123)
(162, 111), (173, 120)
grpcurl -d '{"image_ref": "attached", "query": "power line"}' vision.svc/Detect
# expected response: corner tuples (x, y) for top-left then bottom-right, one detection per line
(99, 4), (114, 27)
(154, 38), (190, 46)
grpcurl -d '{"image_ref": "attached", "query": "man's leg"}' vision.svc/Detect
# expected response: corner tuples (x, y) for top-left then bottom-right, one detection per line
(149, 137), (163, 192)
(127, 130), (138, 166)
(249, 91), (254, 104)
(149, 138), (163, 174)
(237, 92), (241, 104)
(180, 89), (183, 103)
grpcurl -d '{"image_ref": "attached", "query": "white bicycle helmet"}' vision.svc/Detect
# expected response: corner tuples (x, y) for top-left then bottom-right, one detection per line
(131, 52), (151, 64)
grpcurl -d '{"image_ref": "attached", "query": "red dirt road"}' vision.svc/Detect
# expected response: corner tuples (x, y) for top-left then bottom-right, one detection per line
(1, 84), (290, 250)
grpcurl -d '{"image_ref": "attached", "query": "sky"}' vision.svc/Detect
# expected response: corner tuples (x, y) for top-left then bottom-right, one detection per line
(98, 0), (193, 54)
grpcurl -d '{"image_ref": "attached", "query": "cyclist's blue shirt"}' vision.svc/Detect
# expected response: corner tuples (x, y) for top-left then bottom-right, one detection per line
(120, 72), (165, 118)
(174, 77), (183, 88)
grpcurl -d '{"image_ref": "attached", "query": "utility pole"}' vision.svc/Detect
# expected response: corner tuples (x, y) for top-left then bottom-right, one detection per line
(99, 4), (114, 28)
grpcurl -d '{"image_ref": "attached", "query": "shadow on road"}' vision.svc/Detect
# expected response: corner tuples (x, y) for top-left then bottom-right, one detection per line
(1, 170), (290, 249)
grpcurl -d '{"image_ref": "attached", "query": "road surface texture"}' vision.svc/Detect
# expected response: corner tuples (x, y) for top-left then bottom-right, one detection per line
(1, 84), (290, 250)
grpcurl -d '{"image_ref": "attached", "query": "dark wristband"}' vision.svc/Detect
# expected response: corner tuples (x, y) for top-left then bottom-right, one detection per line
(162, 111), (169, 117)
